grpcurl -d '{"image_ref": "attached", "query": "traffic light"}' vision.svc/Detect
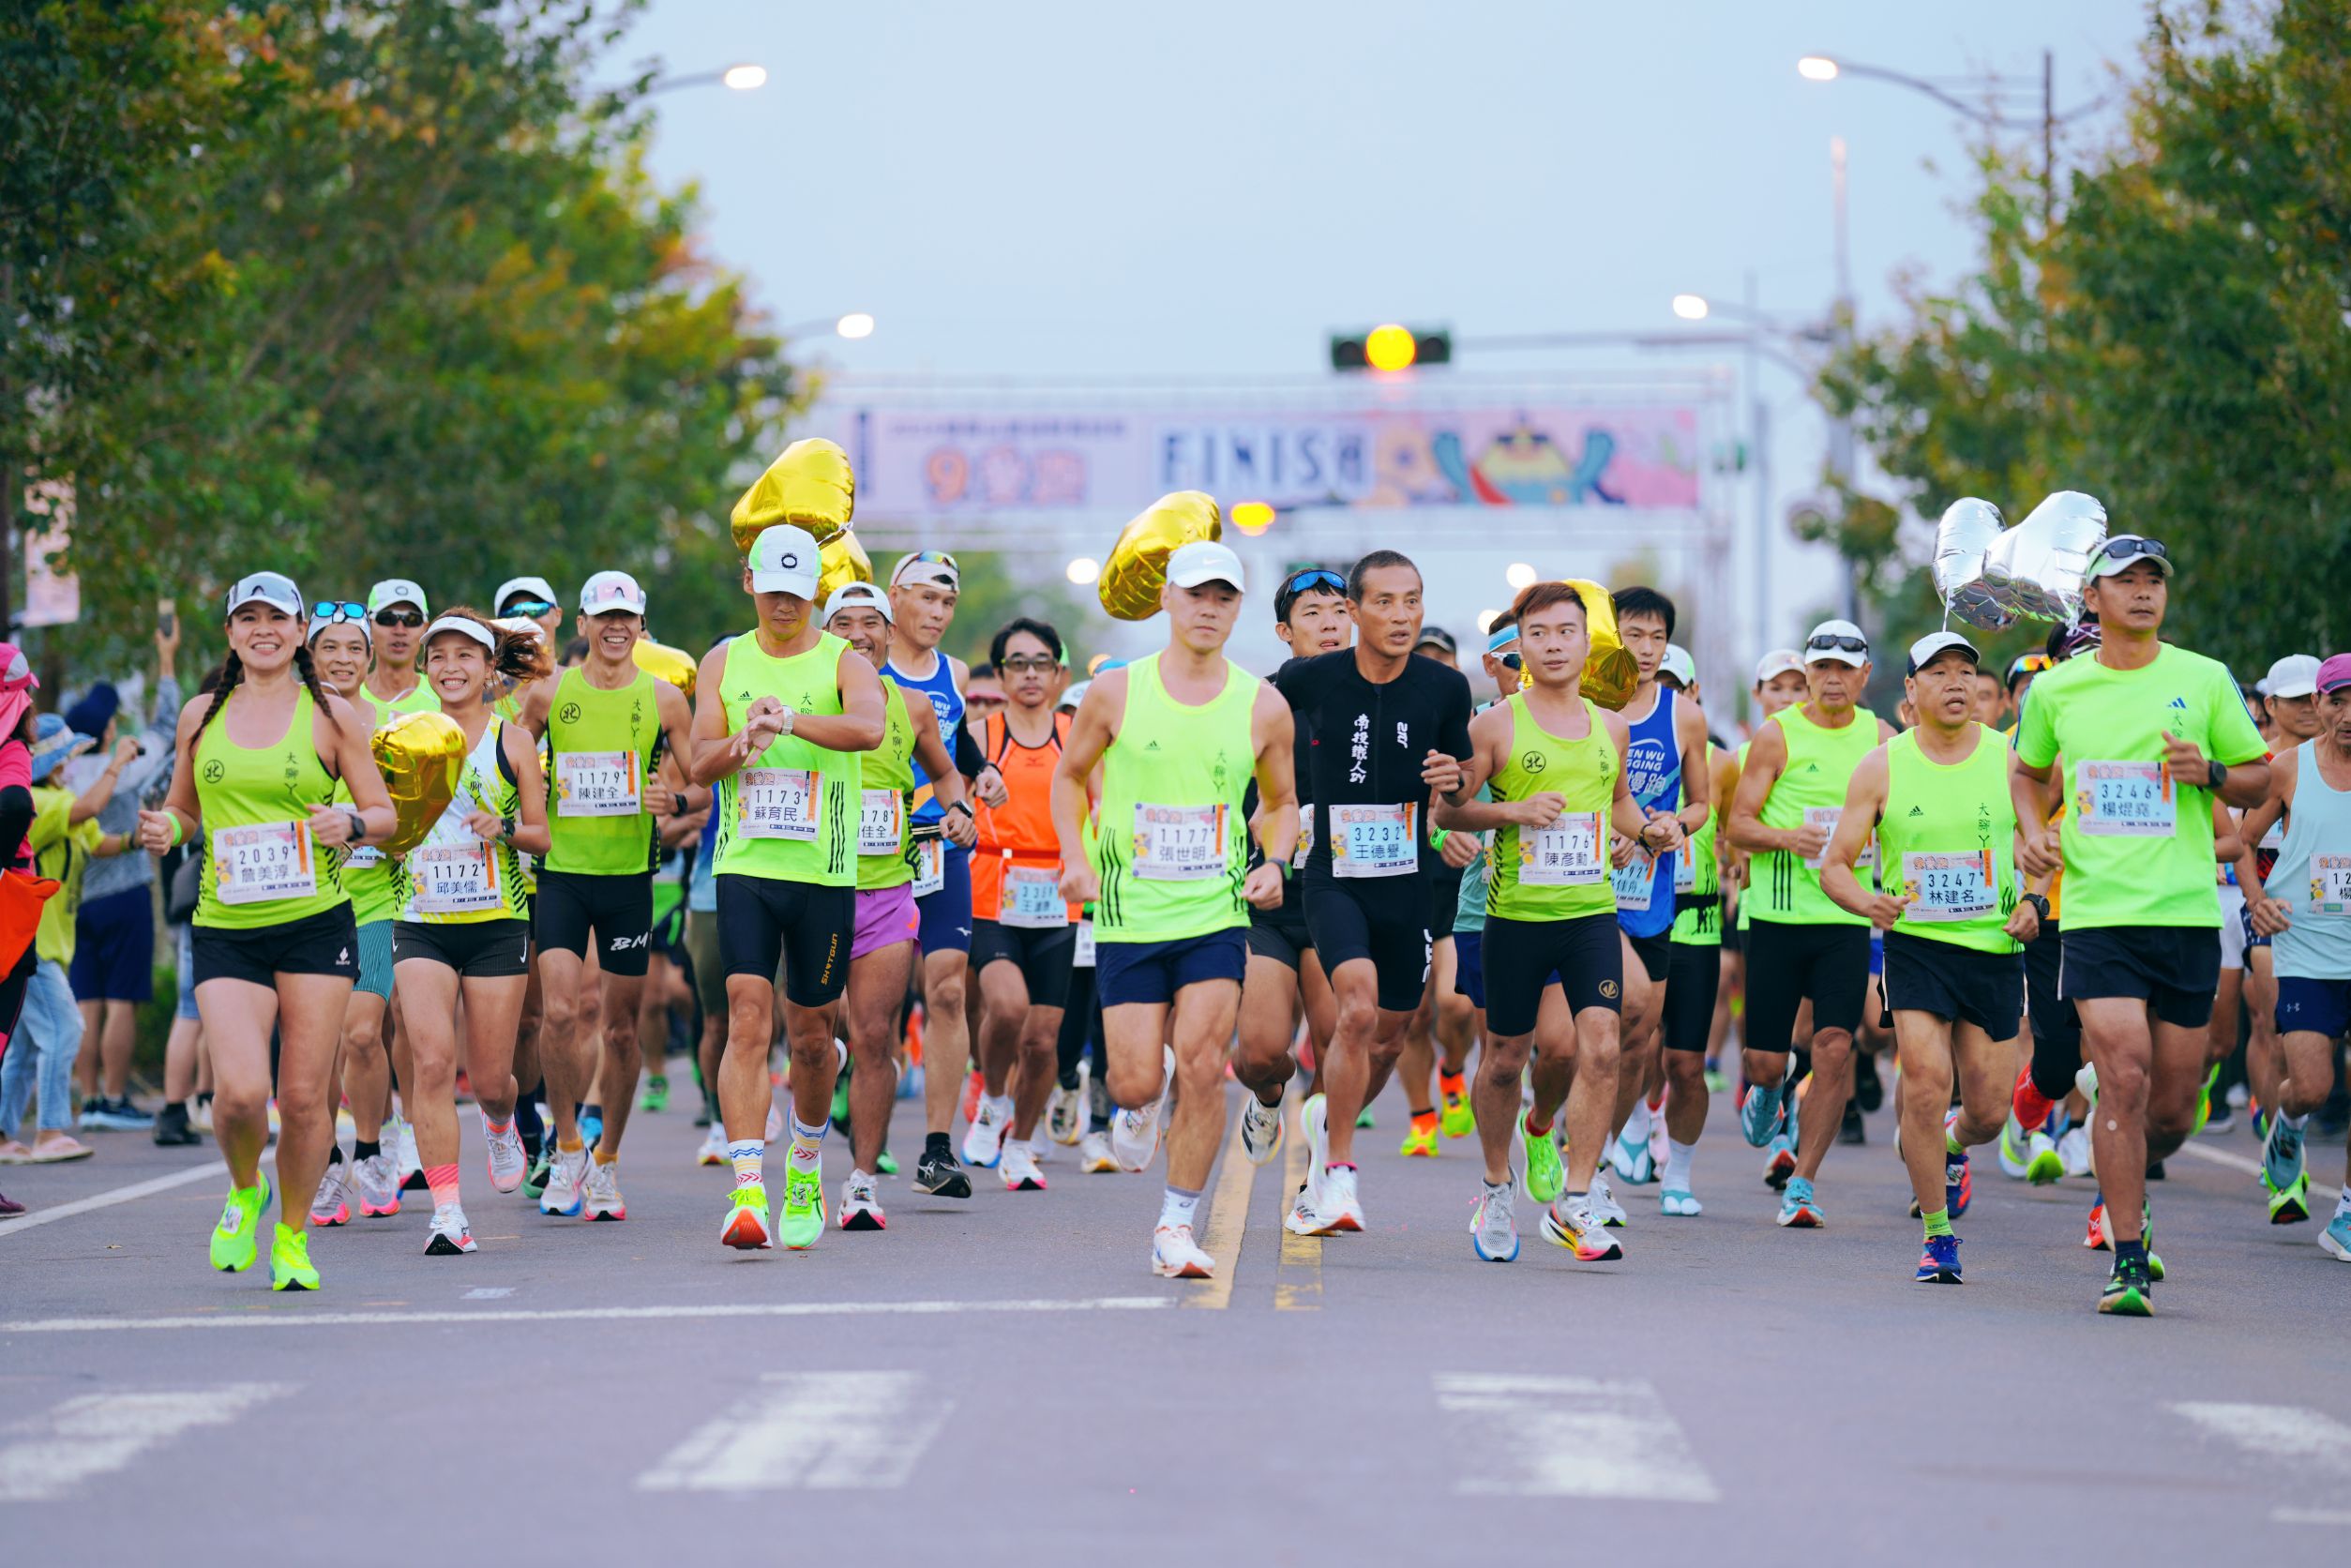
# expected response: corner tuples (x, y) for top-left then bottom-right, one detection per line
(1329, 324), (1452, 372)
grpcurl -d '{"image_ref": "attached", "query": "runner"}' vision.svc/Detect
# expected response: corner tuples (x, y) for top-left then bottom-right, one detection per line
(691, 526), (884, 1252)
(1658, 654), (1738, 1216)
(493, 576), (565, 649)
(2234, 654), (2326, 1138)
(1721, 650), (1810, 1138)
(1271, 550), (1473, 1237)
(1821, 632), (2036, 1282)
(138, 575), (395, 1289)
(364, 579), (437, 715)
(1439, 617), (1533, 1160)
(1398, 622), (1481, 1157)
(2236, 651), (2351, 1250)
(1436, 580), (1679, 1263)
(1233, 566), (1350, 1170)
(1726, 619), (1896, 1229)
(516, 571), (695, 1221)
(966, 617), (1078, 1192)
(825, 582), (972, 1229)
(1050, 539), (1297, 1277)
(2013, 535), (2270, 1314)
(391, 611), (550, 1254)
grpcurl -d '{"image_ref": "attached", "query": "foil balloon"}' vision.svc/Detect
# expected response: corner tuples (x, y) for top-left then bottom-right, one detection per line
(817, 529), (874, 603)
(371, 710), (466, 858)
(1932, 498), (2017, 632)
(730, 437), (855, 554)
(1562, 578), (1638, 711)
(630, 638), (696, 701)
(1983, 490), (2108, 626)
(1098, 491), (1223, 621)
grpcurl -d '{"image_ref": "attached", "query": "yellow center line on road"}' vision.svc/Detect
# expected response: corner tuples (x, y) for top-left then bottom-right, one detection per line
(1184, 1105), (1256, 1310)
(1275, 1096), (1320, 1311)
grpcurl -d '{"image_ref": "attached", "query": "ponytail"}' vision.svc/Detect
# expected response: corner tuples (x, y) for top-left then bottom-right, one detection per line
(434, 607), (552, 691)
(293, 643), (343, 734)
(189, 651), (247, 749)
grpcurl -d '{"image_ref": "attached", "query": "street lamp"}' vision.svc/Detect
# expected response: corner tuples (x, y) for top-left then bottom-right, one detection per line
(1065, 556), (1101, 587)
(834, 311), (876, 341)
(778, 312), (878, 341)
(1504, 562), (1538, 590)
(642, 62), (770, 97)
(1671, 294), (1710, 322)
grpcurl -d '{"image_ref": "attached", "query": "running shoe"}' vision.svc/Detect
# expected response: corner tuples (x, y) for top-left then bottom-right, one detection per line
(1589, 1169), (1629, 1229)
(1518, 1111), (1563, 1205)
(1915, 1233), (1963, 1284)
(538, 1147), (587, 1217)
(210, 1178), (271, 1273)
(1046, 1082), (1084, 1146)
(2057, 1125), (2092, 1179)
(959, 1069), (984, 1128)
(580, 1108), (604, 1151)
(912, 1144), (972, 1199)
(1314, 1164), (1365, 1233)
(1109, 1047), (1173, 1173)
(838, 1170), (886, 1231)
(425, 1205), (477, 1255)
(2191, 1063), (2218, 1137)
(2098, 1256), (2154, 1317)
(1610, 1129), (1653, 1185)
(520, 1146), (552, 1199)
(1355, 1106), (1375, 1129)
(395, 1116), (425, 1191)
(484, 1116), (528, 1194)
(2321, 1209), (2351, 1262)
(1945, 1152), (1973, 1220)
(1660, 1189), (1702, 1217)
(2261, 1113), (2306, 1196)
(1776, 1177), (1824, 1228)
(1152, 1223), (1214, 1278)
(640, 1076), (670, 1113)
(764, 1099), (783, 1141)
(2024, 1130), (2064, 1186)
(779, 1155), (824, 1249)
(1739, 1082), (1784, 1147)
(1469, 1181), (1519, 1262)
(721, 1184), (775, 1250)
(269, 1224), (320, 1291)
(2084, 1195), (2110, 1251)
(1240, 1093), (1284, 1166)
(875, 1149), (898, 1175)
(1000, 1140), (1047, 1192)
(1762, 1133), (1797, 1191)
(1079, 1132), (1119, 1173)
(353, 1153), (402, 1218)
(2142, 1199), (2165, 1280)
(830, 1069), (851, 1132)
(1439, 1085), (1475, 1139)
(1399, 1121), (1440, 1159)
(309, 1161), (351, 1228)
(1703, 1064), (1727, 1094)
(2268, 1173), (2311, 1227)
(152, 1102), (200, 1147)
(961, 1094), (1011, 1168)
(697, 1124), (727, 1167)
(1540, 1199), (1622, 1261)
(1997, 1113), (2033, 1180)
(580, 1158), (626, 1221)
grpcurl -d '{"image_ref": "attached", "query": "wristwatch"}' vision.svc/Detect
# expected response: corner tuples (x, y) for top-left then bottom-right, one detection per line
(776, 708), (796, 739)
(2206, 760), (2227, 791)
(343, 807), (368, 846)
(2023, 892), (2051, 921)
(945, 800), (974, 821)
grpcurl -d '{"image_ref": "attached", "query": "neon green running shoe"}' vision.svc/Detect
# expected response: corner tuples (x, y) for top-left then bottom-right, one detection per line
(1439, 1087), (1475, 1139)
(779, 1154), (825, 1250)
(875, 1148), (898, 1176)
(2191, 1063), (2219, 1137)
(2268, 1173), (2312, 1226)
(2098, 1257), (2153, 1316)
(639, 1076), (670, 1113)
(1520, 1110), (1563, 1205)
(1355, 1106), (1376, 1130)
(210, 1178), (271, 1273)
(269, 1223), (320, 1291)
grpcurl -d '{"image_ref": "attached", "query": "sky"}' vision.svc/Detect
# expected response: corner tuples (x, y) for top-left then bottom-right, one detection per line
(607, 0), (2152, 680)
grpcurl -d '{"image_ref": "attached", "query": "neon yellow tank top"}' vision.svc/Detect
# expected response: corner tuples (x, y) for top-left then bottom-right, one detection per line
(1876, 724), (2020, 954)
(1487, 691), (1618, 924)
(857, 675), (919, 893)
(714, 631), (859, 887)
(193, 687), (350, 930)
(1670, 766), (1722, 948)
(1751, 703), (1878, 927)
(395, 717), (529, 925)
(543, 665), (664, 877)
(1091, 653), (1257, 942)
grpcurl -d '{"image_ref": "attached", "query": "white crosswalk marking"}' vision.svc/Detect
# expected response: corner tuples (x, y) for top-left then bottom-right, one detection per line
(637, 1372), (947, 1492)
(1436, 1373), (1719, 1501)
(0, 1383), (294, 1502)
(2172, 1402), (2351, 1477)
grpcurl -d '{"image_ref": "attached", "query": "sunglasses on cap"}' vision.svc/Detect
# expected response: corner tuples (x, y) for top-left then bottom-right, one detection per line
(1281, 567), (1346, 596)
(2094, 535), (2169, 570)
(2006, 654), (2052, 686)
(313, 600), (365, 623)
(500, 598), (557, 618)
(373, 608), (426, 628)
(1805, 634), (1868, 655)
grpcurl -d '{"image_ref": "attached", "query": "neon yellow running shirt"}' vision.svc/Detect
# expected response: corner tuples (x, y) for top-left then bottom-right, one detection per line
(714, 632), (859, 887)
(1090, 653), (1258, 942)
(193, 688), (349, 930)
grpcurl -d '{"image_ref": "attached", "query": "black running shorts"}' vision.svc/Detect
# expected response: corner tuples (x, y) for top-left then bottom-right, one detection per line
(534, 867), (653, 979)
(1304, 879), (1430, 1013)
(971, 918), (1078, 1012)
(716, 873), (852, 1008)
(1481, 912), (1622, 1037)
(1743, 918), (1869, 1052)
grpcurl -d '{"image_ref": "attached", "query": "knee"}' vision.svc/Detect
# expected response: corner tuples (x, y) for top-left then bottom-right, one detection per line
(1810, 1032), (1854, 1076)
(1335, 997), (1378, 1044)
(1481, 1040), (1530, 1086)
(1665, 1051), (1706, 1092)
(1106, 1062), (1160, 1108)
(928, 973), (968, 1016)
(2095, 1055), (2150, 1112)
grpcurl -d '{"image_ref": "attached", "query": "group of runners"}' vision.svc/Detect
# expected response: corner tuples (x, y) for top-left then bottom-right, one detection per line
(56, 520), (2351, 1314)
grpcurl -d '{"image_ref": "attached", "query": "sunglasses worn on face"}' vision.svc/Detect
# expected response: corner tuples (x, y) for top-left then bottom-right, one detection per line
(1499, 652), (1524, 671)
(374, 609), (426, 628)
(1807, 635), (1868, 655)
(503, 599), (557, 617)
(1000, 656), (1057, 674)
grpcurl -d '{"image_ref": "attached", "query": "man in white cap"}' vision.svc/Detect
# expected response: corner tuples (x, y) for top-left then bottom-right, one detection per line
(1051, 538), (1297, 1278)
(365, 579), (436, 715)
(495, 576), (565, 651)
(691, 526), (887, 1253)
(511, 571), (694, 1221)
(1727, 618), (1896, 1229)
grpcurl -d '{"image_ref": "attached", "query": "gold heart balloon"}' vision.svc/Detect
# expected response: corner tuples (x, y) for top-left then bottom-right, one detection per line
(630, 638), (697, 701)
(817, 529), (874, 603)
(731, 437), (855, 554)
(370, 710), (467, 858)
(1099, 491), (1222, 621)
(1563, 578), (1638, 710)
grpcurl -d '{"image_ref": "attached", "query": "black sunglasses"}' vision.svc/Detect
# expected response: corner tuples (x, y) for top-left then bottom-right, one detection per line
(373, 609), (426, 628)
(1806, 634), (1868, 655)
(2096, 536), (2169, 568)
(1498, 651), (1523, 671)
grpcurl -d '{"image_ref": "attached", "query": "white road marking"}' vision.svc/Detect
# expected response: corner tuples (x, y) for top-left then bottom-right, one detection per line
(2273, 1507), (2351, 1526)
(2175, 1141), (2343, 1204)
(462, 1287), (514, 1299)
(3, 1295), (1172, 1335)
(0, 1153), (276, 1241)
(1437, 1373), (1719, 1502)
(0, 1382), (293, 1502)
(2172, 1402), (2351, 1476)
(638, 1372), (947, 1491)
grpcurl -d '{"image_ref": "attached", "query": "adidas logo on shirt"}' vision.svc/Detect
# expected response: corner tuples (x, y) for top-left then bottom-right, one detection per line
(1144, 740), (1161, 751)
(2167, 696), (2188, 709)
(1801, 761), (1820, 773)
(1907, 806), (1925, 817)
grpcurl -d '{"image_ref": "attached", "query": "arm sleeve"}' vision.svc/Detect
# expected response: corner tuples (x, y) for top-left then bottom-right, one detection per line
(2013, 682), (2057, 768)
(0, 783), (33, 870)
(954, 719), (985, 780)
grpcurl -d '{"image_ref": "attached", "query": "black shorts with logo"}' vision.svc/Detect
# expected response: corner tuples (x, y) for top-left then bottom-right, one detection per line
(1880, 929), (2025, 1040)
(971, 918), (1078, 1011)
(1304, 877), (1430, 1013)
(191, 904), (361, 989)
(2058, 923), (2221, 1032)
(1481, 912), (1623, 1037)
(392, 918), (531, 980)
(534, 867), (653, 979)
(716, 874), (852, 1008)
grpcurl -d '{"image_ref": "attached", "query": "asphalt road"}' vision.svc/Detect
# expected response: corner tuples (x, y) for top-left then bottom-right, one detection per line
(3, 1073), (2346, 1565)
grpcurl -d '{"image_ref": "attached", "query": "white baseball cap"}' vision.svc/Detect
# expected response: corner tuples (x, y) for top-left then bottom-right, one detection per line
(889, 550), (960, 592)
(1802, 619), (1870, 668)
(2265, 653), (2322, 700)
(823, 581), (893, 626)
(1906, 630), (1981, 676)
(495, 575), (560, 614)
(423, 613), (496, 654)
(1753, 648), (1804, 686)
(366, 578), (428, 617)
(580, 570), (646, 617)
(1166, 540), (1245, 594)
(748, 525), (821, 597)
(227, 572), (305, 619)
(1660, 643), (1696, 689)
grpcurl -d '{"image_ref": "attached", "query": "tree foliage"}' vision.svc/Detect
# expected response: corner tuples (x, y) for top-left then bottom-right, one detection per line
(1821, 0), (2351, 677)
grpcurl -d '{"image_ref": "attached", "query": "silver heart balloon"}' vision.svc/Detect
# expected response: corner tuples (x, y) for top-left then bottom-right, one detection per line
(1983, 490), (2108, 625)
(1932, 497), (2016, 631)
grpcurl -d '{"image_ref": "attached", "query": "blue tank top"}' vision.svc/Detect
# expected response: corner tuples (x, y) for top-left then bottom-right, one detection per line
(885, 648), (964, 826)
(1615, 685), (1682, 939)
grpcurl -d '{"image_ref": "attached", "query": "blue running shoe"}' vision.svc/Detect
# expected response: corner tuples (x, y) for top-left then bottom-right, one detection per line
(1776, 1176), (1823, 1228)
(1946, 1151), (1973, 1219)
(1740, 1084), (1783, 1148)
(2322, 1209), (2351, 1263)
(1915, 1232), (1963, 1284)
(1762, 1133), (1797, 1191)
(2261, 1113), (2305, 1196)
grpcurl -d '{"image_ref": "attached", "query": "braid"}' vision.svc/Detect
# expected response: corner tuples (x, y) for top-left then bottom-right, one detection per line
(293, 643), (342, 734)
(190, 651), (245, 747)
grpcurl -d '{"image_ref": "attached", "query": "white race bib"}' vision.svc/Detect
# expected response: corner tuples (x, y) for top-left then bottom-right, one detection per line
(1328, 803), (1415, 879)
(737, 768), (819, 842)
(1074, 919), (1096, 968)
(1674, 847), (1696, 893)
(1133, 804), (1225, 882)
(213, 822), (318, 906)
(1611, 851), (1655, 912)
(2075, 761), (2174, 837)
(999, 862), (1068, 929)
(344, 843), (384, 871)
(1802, 806), (1873, 870)
(1291, 807), (1314, 870)
(2311, 852), (2351, 916)
(1520, 809), (1604, 886)
(1901, 851), (1997, 922)
(411, 838), (505, 914)
(911, 837), (945, 898)
(555, 750), (641, 818)
(858, 789), (904, 857)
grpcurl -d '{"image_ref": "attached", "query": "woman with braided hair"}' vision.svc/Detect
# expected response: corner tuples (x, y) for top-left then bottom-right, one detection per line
(138, 574), (396, 1290)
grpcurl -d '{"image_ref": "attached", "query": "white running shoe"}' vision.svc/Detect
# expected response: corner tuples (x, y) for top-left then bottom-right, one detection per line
(309, 1160), (351, 1227)
(1046, 1082), (1084, 1146)
(1109, 1048), (1174, 1173)
(2057, 1125), (2092, 1179)
(1000, 1139), (1047, 1191)
(1610, 1130), (1653, 1185)
(580, 1157), (626, 1220)
(425, 1204), (477, 1255)
(837, 1169), (886, 1231)
(962, 1093), (1013, 1169)
(1079, 1131), (1119, 1173)
(539, 1147), (587, 1217)
(1589, 1169), (1630, 1229)
(1151, 1222), (1215, 1278)
(1240, 1093), (1285, 1166)
(698, 1123), (728, 1167)
(1295, 1163), (1364, 1235)
(1469, 1181), (1519, 1262)
(764, 1098), (783, 1141)
(1303, 1093), (1330, 1199)
(483, 1114), (528, 1194)
(353, 1152), (402, 1218)
(394, 1116), (422, 1186)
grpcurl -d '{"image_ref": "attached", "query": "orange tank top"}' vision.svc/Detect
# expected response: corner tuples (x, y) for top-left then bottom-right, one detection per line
(973, 712), (1077, 927)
